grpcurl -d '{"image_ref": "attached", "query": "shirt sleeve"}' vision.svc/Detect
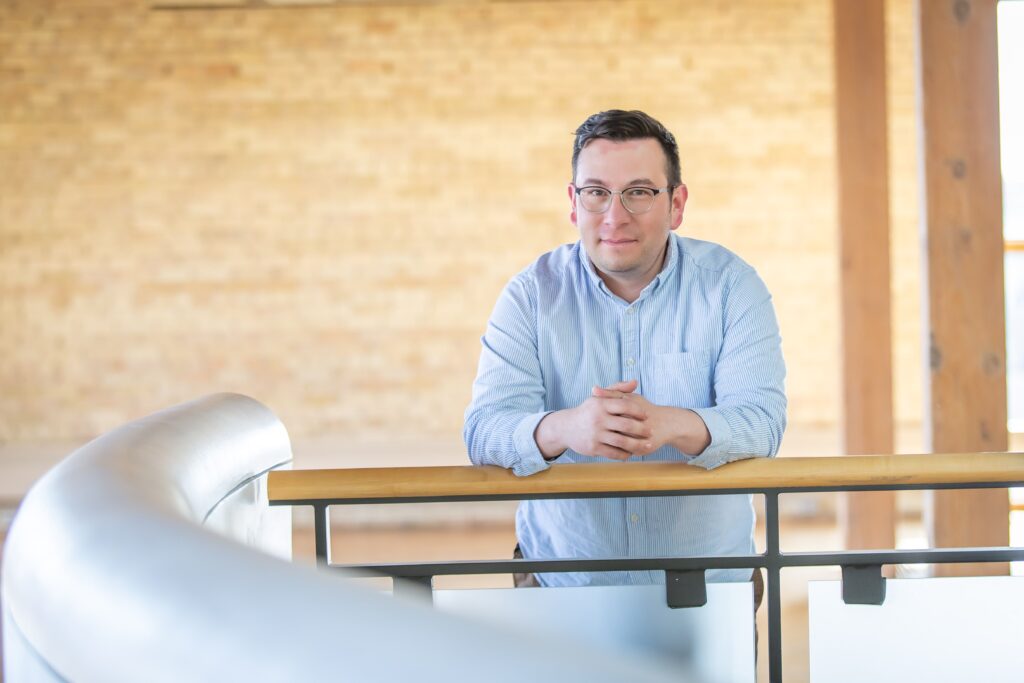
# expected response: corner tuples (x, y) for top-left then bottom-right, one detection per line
(463, 275), (555, 477)
(687, 267), (787, 470)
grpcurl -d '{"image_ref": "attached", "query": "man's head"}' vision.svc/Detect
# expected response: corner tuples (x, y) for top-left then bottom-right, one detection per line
(571, 109), (682, 188)
(568, 110), (688, 300)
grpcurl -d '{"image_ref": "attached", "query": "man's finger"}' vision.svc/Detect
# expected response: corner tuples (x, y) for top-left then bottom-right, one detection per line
(631, 440), (657, 456)
(592, 386), (620, 399)
(593, 379), (638, 396)
(609, 379), (639, 392)
(602, 398), (647, 420)
(591, 444), (633, 461)
(601, 431), (653, 456)
(606, 416), (651, 439)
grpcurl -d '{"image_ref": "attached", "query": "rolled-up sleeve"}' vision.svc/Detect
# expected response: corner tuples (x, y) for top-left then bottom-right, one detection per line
(464, 275), (554, 477)
(688, 268), (787, 470)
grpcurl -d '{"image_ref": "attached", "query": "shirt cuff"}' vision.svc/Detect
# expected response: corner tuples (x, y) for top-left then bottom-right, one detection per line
(687, 408), (736, 470)
(511, 411), (556, 477)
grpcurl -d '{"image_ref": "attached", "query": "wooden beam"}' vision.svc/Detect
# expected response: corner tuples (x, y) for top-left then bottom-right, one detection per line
(917, 0), (1008, 576)
(833, 0), (896, 553)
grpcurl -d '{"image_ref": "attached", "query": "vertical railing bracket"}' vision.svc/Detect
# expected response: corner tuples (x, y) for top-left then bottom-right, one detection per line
(841, 564), (886, 605)
(313, 503), (331, 569)
(394, 575), (434, 605)
(665, 569), (707, 608)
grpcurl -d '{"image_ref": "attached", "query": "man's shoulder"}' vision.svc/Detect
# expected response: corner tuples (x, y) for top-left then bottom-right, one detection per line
(674, 235), (754, 279)
(512, 241), (582, 285)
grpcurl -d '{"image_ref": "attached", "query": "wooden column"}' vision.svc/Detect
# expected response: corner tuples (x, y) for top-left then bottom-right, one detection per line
(834, 0), (896, 552)
(917, 0), (1008, 576)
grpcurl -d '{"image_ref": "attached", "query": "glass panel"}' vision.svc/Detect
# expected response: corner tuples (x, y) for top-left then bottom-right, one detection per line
(809, 577), (1024, 682)
(436, 583), (755, 682)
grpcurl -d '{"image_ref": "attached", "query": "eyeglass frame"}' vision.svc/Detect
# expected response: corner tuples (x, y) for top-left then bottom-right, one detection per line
(572, 184), (675, 215)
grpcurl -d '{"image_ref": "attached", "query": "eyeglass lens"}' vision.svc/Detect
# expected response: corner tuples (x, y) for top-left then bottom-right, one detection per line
(578, 187), (659, 214)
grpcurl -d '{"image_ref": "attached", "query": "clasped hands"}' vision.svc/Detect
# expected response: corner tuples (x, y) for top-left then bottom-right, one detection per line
(534, 379), (711, 461)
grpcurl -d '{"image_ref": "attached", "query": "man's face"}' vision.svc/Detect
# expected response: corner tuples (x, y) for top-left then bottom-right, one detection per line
(569, 138), (687, 289)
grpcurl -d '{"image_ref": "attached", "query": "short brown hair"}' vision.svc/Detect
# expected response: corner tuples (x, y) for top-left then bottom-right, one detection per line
(571, 109), (682, 187)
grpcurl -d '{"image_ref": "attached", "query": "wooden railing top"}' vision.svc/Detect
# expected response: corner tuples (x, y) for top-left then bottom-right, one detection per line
(268, 453), (1024, 503)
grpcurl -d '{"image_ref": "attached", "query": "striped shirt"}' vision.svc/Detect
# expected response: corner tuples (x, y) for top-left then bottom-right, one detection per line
(464, 233), (787, 585)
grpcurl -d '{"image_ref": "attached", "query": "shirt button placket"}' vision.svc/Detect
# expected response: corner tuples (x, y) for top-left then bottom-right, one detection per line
(622, 304), (639, 384)
(622, 302), (643, 583)
(626, 501), (643, 583)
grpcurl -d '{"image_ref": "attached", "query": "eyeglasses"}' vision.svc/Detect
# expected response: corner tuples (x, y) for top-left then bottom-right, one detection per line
(574, 185), (671, 214)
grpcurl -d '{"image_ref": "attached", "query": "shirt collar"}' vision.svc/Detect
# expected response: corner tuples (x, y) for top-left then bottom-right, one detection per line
(652, 233), (680, 290)
(577, 241), (607, 292)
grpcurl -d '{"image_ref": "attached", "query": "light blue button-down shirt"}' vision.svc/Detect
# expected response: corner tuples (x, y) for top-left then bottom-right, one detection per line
(464, 234), (787, 585)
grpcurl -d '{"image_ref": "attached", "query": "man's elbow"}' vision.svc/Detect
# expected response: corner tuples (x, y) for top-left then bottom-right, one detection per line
(462, 422), (481, 466)
(765, 406), (787, 457)
(462, 415), (492, 467)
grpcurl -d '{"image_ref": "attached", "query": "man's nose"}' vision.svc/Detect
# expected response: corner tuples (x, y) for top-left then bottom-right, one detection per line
(603, 194), (632, 225)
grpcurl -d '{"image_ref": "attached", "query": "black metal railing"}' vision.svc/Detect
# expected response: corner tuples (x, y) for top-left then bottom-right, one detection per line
(269, 454), (1024, 683)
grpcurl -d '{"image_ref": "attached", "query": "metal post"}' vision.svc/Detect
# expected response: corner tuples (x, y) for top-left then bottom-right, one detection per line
(313, 503), (331, 568)
(394, 576), (434, 604)
(765, 492), (783, 683)
(841, 564), (887, 605)
(665, 569), (707, 608)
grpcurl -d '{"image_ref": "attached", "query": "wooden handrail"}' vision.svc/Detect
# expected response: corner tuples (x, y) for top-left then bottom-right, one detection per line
(268, 453), (1024, 503)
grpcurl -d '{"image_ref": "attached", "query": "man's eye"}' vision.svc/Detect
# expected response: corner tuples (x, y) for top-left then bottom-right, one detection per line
(583, 188), (610, 198)
(627, 188), (655, 198)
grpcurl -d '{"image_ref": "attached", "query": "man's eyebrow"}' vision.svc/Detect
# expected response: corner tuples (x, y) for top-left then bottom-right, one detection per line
(578, 178), (659, 187)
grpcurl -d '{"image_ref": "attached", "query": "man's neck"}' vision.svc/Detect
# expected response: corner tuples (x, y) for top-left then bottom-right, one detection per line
(600, 275), (646, 303)
(597, 241), (670, 304)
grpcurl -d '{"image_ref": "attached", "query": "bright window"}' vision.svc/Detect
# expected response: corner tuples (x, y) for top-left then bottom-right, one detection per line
(999, 1), (1024, 577)
(1000, 2), (1024, 433)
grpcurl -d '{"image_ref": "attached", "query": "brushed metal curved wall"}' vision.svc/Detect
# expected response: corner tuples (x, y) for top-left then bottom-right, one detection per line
(1, 393), (685, 683)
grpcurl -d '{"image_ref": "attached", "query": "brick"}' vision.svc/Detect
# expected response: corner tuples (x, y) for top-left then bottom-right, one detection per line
(0, 0), (923, 445)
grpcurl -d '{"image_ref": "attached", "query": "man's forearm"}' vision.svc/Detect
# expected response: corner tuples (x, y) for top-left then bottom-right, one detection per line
(535, 402), (710, 461)
(533, 410), (570, 460)
(658, 406), (712, 456)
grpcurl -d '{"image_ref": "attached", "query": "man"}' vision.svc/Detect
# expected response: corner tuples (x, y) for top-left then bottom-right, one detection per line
(463, 109), (786, 591)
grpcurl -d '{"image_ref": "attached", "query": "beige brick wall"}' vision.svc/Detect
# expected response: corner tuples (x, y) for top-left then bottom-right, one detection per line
(0, 0), (922, 449)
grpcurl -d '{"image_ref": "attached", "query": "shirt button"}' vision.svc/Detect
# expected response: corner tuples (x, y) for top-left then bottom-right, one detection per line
(626, 307), (634, 315)
(630, 513), (639, 523)
(626, 357), (635, 366)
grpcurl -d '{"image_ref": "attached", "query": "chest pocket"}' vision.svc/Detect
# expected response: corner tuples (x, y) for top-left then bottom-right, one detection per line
(647, 350), (714, 409)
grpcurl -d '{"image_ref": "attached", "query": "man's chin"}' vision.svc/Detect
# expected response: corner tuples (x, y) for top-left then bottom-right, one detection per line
(594, 259), (640, 276)
(593, 249), (640, 271)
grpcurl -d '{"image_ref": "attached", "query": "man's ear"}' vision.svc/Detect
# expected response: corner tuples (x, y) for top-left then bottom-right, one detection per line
(670, 183), (688, 231)
(567, 183), (579, 226)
